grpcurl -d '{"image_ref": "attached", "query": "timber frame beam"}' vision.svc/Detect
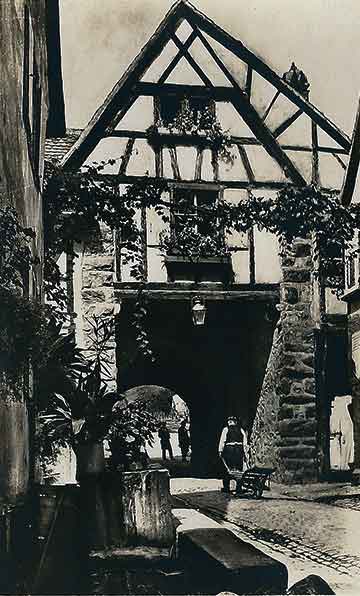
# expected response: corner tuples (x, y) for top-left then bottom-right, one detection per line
(171, 32), (213, 87)
(105, 128), (349, 155)
(60, 0), (350, 176)
(135, 82), (233, 100)
(194, 24), (306, 186)
(159, 29), (198, 84)
(61, 1), (189, 169)
(113, 173), (303, 190)
(114, 281), (280, 302)
(182, 2), (350, 151)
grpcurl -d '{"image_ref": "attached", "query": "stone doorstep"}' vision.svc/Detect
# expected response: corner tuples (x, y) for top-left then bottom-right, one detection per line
(88, 545), (174, 571)
(173, 509), (288, 595)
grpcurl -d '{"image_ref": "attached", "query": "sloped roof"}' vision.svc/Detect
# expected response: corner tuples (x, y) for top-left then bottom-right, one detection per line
(341, 97), (360, 205)
(58, 0), (350, 191)
(45, 129), (83, 163)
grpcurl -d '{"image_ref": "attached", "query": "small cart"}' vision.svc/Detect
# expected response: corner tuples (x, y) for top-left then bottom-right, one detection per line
(221, 458), (275, 499)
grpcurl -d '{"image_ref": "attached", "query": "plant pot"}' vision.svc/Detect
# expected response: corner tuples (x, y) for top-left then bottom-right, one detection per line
(109, 440), (149, 472)
(164, 255), (233, 283)
(74, 442), (105, 479)
(128, 459), (149, 471)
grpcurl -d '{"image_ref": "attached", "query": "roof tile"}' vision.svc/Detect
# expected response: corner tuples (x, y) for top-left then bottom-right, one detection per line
(45, 129), (83, 163)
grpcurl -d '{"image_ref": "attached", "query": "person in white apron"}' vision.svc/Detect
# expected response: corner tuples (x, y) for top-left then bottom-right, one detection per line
(218, 416), (248, 493)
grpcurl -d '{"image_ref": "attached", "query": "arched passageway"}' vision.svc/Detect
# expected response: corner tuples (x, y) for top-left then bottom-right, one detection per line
(116, 298), (277, 475)
(122, 384), (189, 461)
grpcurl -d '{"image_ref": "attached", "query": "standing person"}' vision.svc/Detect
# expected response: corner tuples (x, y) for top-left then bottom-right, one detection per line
(218, 416), (248, 493)
(158, 422), (174, 461)
(178, 419), (190, 462)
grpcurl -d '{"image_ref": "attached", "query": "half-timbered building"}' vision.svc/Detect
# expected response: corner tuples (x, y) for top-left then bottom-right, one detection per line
(46, 0), (353, 480)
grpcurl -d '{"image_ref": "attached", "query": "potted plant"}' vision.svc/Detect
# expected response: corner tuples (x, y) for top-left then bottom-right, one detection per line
(147, 99), (236, 167)
(37, 372), (121, 480)
(37, 316), (120, 480)
(159, 219), (234, 284)
(106, 400), (158, 472)
(70, 373), (118, 478)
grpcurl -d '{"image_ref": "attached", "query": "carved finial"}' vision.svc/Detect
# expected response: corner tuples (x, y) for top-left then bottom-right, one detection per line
(283, 62), (310, 99)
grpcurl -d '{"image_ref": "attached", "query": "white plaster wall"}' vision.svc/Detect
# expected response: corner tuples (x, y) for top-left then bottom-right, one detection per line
(73, 241), (85, 346)
(254, 228), (282, 283)
(325, 288), (347, 315)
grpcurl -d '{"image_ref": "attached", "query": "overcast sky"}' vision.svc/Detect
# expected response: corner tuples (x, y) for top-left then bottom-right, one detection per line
(60, 0), (360, 135)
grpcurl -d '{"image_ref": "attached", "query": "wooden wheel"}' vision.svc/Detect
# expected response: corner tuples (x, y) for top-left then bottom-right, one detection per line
(253, 479), (264, 499)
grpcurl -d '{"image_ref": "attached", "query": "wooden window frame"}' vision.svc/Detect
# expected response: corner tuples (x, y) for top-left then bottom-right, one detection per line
(345, 231), (359, 291)
(167, 182), (228, 261)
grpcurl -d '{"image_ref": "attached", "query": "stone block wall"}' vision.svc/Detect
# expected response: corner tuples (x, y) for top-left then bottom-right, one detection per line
(75, 224), (119, 388)
(278, 239), (318, 482)
(250, 322), (283, 472)
(251, 238), (320, 483)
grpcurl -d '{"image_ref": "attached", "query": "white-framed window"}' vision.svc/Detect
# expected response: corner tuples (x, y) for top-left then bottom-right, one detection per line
(170, 183), (220, 237)
(345, 231), (359, 291)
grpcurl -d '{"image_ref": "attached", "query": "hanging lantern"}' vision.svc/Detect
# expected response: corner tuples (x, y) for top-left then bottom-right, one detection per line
(191, 296), (206, 326)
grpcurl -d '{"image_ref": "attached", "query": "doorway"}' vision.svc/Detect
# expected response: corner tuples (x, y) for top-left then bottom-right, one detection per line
(329, 395), (354, 471)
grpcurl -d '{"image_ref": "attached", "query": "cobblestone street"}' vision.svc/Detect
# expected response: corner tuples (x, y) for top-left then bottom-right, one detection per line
(171, 478), (360, 594)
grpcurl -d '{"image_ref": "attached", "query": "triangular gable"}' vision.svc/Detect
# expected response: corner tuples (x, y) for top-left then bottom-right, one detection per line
(61, 0), (350, 189)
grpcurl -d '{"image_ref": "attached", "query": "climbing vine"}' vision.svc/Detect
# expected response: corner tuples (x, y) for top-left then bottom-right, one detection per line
(147, 99), (236, 165)
(0, 206), (54, 390)
(5, 171), (357, 387)
(158, 212), (232, 262)
(42, 156), (360, 360)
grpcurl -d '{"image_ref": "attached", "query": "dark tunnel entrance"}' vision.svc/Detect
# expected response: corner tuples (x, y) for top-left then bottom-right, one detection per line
(116, 297), (277, 476)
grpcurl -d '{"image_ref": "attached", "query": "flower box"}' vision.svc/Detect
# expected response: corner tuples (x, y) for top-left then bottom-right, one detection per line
(164, 254), (233, 283)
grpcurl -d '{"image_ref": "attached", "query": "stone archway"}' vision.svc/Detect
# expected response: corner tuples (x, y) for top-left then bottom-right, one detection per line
(116, 297), (277, 476)
(122, 385), (189, 460)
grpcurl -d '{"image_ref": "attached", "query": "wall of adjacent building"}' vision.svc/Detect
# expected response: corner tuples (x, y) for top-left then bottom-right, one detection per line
(348, 298), (360, 483)
(0, 0), (49, 511)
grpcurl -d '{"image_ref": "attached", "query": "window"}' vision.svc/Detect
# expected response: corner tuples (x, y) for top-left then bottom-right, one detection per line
(188, 96), (215, 125)
(155, 95), (215, 128)
(322, 241), (344, 288)
(157, 95), (182, 127)
(23, 5), (42, 184)
(345, 232), (359, 290)
(346, 255), (356, 289)
(171, 187), (219, 236)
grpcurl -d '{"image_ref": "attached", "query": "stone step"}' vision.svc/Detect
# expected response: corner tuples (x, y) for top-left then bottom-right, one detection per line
(88, 545), (174, 571)
(173, 507), (221, 532)
(178, 526), (288, 595)
(87, 546), (183, 595)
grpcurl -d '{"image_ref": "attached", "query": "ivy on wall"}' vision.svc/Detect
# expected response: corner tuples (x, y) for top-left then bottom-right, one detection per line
(41, 152), (360, 363)
(2, 163), (359, 384)
(147, 99), (236, 165)
(39, 106), (360, 358)
(0, 206), (53, 390)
